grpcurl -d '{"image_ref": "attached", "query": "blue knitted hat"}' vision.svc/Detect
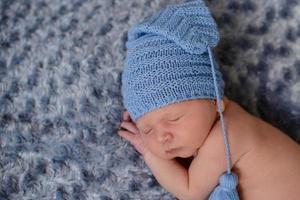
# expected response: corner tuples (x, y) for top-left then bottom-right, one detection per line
(121, 1), (240, 198)
(121, 0), (225, 123)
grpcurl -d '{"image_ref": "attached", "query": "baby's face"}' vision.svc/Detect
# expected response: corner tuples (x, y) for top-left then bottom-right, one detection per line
(136, 99), (218, 159)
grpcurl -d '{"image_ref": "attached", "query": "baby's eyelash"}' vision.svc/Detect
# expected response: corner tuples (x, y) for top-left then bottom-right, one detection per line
(144, 129), (152, 134)
(169, 115), (183, 122)
(169, 117), (180, 122)
(143, 115), (183, 134)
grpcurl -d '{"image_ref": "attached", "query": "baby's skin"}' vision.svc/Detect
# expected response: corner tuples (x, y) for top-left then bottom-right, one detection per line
(118, 96), (300, 200)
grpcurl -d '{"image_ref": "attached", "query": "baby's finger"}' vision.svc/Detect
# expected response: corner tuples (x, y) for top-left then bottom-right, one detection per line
(123, 110), (132, 122)
(123, 111), (129, 121)
(120, 121), (139, 134)
(118, 130), (135, 144)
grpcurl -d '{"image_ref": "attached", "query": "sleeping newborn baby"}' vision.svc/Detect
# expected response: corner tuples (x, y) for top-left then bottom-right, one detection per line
(119, 97), (300, 200)
(118, 1), (300, 199)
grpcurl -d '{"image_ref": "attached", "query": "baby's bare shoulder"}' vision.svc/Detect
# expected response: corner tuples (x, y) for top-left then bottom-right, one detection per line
(223, 98), (300, 199)
(209, 98), (258, 167)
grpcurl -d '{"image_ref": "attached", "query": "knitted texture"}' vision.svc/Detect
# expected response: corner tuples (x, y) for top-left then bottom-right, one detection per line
(121, 0), (225, 122)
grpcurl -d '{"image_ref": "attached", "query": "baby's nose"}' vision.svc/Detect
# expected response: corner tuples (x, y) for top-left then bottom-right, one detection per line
(157, 132), (173, 143)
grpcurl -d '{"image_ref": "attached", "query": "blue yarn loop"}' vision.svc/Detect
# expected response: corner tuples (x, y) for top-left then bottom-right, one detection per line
(207, 47), (240, 199)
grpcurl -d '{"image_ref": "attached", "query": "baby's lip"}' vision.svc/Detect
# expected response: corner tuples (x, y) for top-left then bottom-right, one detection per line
(165, 147), (180, 153)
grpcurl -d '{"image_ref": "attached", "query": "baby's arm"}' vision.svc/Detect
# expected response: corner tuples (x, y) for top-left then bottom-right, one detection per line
(143, 128), (230, 200)
(143, 151), (190, 200)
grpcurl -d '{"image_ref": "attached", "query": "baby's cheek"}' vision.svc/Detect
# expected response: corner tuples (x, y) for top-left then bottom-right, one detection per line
(180, 129), (207, 148)
(142, 135), (155, 149)
(150, 135), (167, 148)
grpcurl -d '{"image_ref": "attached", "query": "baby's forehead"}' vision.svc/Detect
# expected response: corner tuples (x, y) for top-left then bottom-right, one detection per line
(136, 104), (181, 127)
(136, 99), (210, 127)
(147, 101), (188, 116)
(156, 99), (211, 112)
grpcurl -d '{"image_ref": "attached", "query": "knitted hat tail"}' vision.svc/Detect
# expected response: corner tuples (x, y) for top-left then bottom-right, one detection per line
(126, 0), (219, 55)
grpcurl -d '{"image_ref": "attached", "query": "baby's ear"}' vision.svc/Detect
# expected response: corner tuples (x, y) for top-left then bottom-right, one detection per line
(213, 99), (225, 113)
(221, 99), (225, 112)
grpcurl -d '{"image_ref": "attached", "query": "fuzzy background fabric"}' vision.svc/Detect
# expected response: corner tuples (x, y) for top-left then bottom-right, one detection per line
(0, 0), (299, 199)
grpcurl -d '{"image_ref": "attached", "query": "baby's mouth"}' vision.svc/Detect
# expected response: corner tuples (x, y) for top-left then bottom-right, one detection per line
(165, 147), (180, 154)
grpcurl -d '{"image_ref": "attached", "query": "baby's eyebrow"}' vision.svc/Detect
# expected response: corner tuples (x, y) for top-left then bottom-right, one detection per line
(138, 111), (181, 130)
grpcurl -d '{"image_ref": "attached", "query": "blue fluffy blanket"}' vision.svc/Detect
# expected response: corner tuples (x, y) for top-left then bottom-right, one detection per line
(0, 0), (299, 199)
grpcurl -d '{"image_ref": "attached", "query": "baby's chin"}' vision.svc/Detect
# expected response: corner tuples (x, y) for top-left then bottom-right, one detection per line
(176, 149), (198, 158)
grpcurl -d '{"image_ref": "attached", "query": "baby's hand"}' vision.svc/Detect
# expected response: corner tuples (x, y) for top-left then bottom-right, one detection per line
(117, 110), (149, 156)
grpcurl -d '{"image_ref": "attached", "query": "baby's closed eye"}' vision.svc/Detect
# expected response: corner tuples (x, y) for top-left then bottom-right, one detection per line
(144, 129), (152, 134)
(168, 115), (183, 122)
(144, 115), (183, 134)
